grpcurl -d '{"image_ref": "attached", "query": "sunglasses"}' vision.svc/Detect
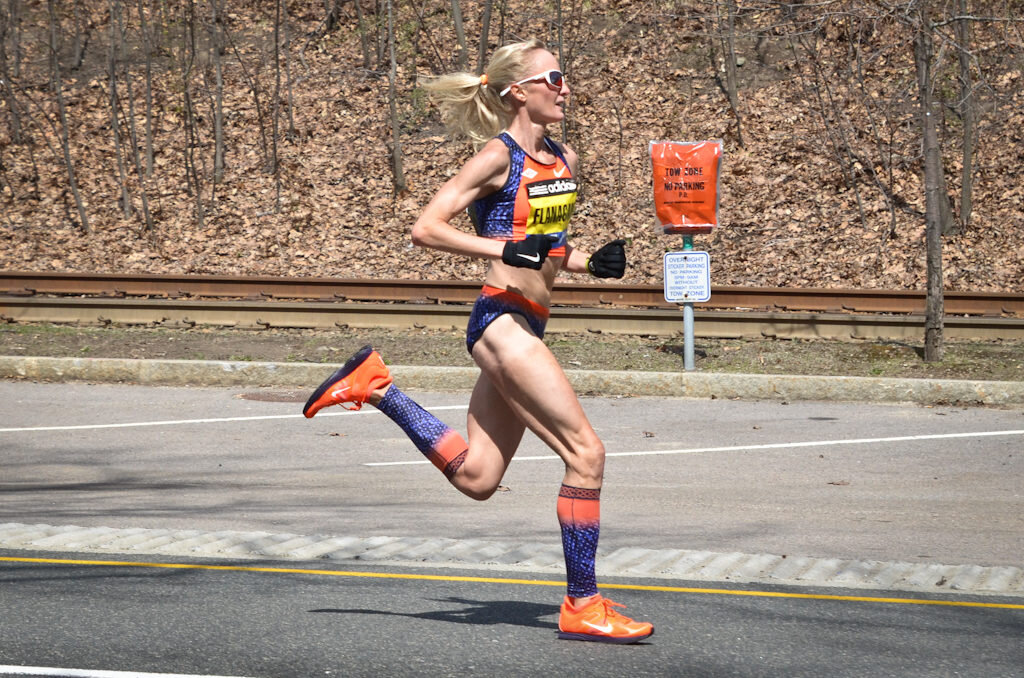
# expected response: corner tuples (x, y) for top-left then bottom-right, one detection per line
(499, 69), (564, 96)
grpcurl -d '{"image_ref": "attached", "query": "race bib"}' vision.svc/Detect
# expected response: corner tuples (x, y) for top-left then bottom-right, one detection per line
(525, 177), (576, 248)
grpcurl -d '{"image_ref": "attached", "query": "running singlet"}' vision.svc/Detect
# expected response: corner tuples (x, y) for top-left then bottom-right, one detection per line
(470, 132), (576, 257)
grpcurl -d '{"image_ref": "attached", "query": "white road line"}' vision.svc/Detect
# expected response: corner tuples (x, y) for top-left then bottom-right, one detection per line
(0, 666), (254, 678)
(0, 405), (468, 433)
(363, 428), (1024, 466)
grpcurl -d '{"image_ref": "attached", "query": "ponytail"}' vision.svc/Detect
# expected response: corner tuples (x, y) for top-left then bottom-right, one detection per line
(421, 39), (545, 148)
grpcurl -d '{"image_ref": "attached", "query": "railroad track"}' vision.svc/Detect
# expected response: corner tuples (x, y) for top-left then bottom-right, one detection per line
(2, 272), (1023, 341)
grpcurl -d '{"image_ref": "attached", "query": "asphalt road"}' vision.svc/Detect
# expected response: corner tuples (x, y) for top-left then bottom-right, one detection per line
(2, 381), (1022, 566)
(2, 380), (1024, 677)
(2, 551), (1022, 678)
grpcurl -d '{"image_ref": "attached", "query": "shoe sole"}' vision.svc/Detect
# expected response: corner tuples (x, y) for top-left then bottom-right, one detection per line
(557, 629), (654, 644)
(303, 345), (375, 418)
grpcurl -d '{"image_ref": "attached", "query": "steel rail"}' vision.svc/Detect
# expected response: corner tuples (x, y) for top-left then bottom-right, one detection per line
(2, 271), (1023, 316)
(2, 296), (1023, 341)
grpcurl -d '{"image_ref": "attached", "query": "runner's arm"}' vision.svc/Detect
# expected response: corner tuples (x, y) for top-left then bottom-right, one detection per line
(411, 140), (510, 261)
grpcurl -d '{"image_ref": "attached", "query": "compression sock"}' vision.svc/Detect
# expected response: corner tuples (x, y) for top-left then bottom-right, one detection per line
(375, 386), (468, 479)
(557, 484), (601, 599)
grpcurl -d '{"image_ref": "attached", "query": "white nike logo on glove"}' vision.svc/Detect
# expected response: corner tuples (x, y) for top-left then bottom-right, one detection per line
(583, 621), (614, 634)
(517, 253), (541, 263)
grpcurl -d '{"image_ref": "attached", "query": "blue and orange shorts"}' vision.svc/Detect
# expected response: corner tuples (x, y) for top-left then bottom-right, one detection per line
(466, 285), (550, 355)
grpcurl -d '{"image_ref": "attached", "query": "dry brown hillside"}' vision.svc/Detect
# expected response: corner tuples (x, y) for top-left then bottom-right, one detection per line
(2, 1), (1022, 292)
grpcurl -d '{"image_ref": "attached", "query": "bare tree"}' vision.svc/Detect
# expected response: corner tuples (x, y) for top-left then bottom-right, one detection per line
(136, 0), (155, 176)
(449, 0), (468, 71)
(222, 17), (270, 169)
(272, 0), (282, 208)
(7, 0), (22, 78)
(282, 0), (296, 138)
(70, 0), (92, 71)
(386, 0), (405, 193)
(718, 0), (744, 148)
(703, 1), (744, 148)
(796, 30), (868, 229)
(108, 0), (133, 219)
(411, 2), (447, 73)
(914, 3), (944, 362)
(476, 0), (493, 75)
(181, 0), (205, 229)
(954, 0), (974, 230)
(0, 1), (23, 144)
(323, 0), (342, 34)
(116, 0), (153, 230)
(208, 0), (226, 183)
(47, 0), (89, 233)
(354, 0), (373, 69)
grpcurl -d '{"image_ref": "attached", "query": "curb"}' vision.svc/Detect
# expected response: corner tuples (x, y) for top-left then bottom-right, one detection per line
(2, 522), (1021, 597)
(2, 355), (1024, 406)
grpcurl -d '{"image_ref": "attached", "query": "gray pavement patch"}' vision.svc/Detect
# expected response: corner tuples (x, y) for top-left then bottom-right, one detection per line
(2, 355), (1024, 406)
(2, 522), (1021, 597)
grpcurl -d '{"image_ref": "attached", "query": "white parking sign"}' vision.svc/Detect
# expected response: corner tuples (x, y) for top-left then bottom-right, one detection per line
(663, 251), (711, 303)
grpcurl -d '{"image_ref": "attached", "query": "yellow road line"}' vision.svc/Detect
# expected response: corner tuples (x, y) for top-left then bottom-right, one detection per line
(2, 555), (1022, 610)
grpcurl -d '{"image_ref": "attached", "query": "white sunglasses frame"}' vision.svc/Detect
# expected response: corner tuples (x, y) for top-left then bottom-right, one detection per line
(499, 69), (564, 97)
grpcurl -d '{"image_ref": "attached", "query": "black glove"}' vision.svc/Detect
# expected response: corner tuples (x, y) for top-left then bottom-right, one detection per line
(587, 239), (627, 278)
(502, 234), (553, 270)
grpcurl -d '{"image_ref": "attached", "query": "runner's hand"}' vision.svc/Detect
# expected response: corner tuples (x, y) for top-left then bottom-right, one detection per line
(502, 234), (553, 270)
(587, 239), (627, 278)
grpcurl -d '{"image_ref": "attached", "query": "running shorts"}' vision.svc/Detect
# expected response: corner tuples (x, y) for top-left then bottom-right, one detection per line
(466, 285), (550, 355)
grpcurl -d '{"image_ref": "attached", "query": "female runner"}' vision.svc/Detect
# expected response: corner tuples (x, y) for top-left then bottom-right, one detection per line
(304, 39), (652, 644)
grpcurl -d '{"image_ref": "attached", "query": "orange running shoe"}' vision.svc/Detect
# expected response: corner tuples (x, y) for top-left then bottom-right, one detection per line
(557, 594), (653, 644)
(303, 345), (393, 417)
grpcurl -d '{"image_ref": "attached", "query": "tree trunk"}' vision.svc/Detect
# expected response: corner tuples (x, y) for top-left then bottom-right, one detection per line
(117, 0), (153, 230)
(915, 4), (944, 363)
(376, 0), (387, 69)
(721, 0), (744, 148)
(0, 2), (24, 144)
(108, 0), (133, 219)
(9, 0), (23, 79)
(136, 0), (155, 176)
(70, 0), (89, 70)
(282, 0), (296, 138)
(386, 0), (405, 193)
(354, 0), (371, 69)
(48, 0), (90, 233)
(955, 0), (974, 230)
(324, 0), (340, 34)
(272, 0), (282, 208)
(497, 0), (507, 45)
(475, 0), (492, 75)
(209, 0), (225, 183)
(181, 0), (205, 229)
(451, 0), (467, 70)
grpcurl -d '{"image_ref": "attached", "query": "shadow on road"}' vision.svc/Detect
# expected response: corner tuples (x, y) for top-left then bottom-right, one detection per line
(311, 596), (559, 630)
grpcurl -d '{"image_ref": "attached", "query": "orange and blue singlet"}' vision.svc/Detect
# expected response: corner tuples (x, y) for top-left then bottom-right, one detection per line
(470, 132), (577, 255)
(466, 133), (576, 354)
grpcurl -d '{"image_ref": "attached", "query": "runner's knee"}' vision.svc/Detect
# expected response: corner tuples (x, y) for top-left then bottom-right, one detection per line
(458, 481), (501, 501)
(450, 460), (505, 501)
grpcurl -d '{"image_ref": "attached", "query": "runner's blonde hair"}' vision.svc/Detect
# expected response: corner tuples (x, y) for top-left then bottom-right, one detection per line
(421, 39), (546, 148)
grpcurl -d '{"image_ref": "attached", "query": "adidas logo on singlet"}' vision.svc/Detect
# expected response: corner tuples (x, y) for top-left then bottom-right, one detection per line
(527, 179), (577, 198)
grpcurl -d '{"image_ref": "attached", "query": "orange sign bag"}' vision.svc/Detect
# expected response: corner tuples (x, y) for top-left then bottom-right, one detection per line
(650, 140), (722, 233)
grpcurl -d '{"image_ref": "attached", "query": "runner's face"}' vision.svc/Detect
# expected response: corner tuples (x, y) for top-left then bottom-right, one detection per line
(518, 50), (570, 124)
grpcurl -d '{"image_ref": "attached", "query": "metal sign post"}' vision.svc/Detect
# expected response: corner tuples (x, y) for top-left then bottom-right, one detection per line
(681, 235), (696, 371)
(663, 236), (711, 372)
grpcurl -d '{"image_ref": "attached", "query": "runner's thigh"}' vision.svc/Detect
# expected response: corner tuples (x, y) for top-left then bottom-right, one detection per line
(472, 314), (599, 460)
